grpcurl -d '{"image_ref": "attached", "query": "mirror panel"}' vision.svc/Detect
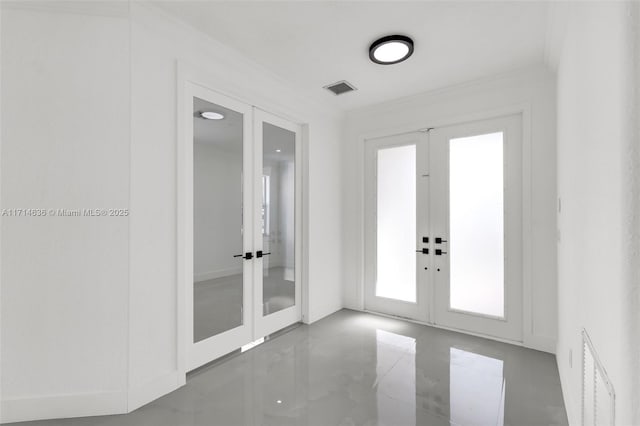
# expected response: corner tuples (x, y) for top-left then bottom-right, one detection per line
(261, 122), (296, 316)
(193, 97), (244, 342)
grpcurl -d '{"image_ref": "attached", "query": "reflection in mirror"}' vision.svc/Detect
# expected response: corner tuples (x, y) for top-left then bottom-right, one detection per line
(193, 97), (244, 343)
(262, 123), (295, 316)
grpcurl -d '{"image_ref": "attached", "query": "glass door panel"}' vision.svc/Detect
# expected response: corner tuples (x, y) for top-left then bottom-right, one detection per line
(449, 132), (505, 317)
(376, 144), (417, 302)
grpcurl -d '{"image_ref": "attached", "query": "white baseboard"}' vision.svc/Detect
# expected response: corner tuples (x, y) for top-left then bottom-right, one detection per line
(0, 371), (184, 424)
(127, 371), (182, 412)
(1, 390), (127, 424)
(194, 267), (242, 282)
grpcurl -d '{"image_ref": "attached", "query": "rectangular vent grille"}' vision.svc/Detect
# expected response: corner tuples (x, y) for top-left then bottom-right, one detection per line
(582, 329), (615, 426)
(324, 80), (357, 95)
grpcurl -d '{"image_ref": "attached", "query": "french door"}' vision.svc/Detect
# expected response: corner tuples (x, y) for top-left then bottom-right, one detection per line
(185, 82), (302, 371)
(364, 115), (523, 342)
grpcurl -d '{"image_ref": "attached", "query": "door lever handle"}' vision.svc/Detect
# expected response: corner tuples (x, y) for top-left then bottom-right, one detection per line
(415, 248), (429, 254)
(435, 238), (448, 244)
(256, 251), (271, 258)
(233, 252), (253, 260)
(435, 249), (447, 255)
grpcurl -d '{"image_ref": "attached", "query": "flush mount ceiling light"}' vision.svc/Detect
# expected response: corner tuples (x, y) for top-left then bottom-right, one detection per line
(200, 111), (224, 120)
(369, 35), (414, 65)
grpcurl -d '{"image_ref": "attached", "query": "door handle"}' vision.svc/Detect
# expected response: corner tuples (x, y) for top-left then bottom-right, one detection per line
(435, 238), (448, 244)
(233, 252), (253, 260)
(256, 251), (271, 258)
(415, 248), (429, 254)
(435, 249), (447, 255)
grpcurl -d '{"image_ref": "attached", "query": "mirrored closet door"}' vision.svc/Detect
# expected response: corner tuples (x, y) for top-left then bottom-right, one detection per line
(185, 82), (302, 371)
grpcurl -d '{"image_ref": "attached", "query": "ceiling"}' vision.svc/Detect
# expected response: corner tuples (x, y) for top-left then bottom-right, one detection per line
(160, 1), (550, 112)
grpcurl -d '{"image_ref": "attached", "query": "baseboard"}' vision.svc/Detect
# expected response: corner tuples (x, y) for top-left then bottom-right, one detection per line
(127, 371), (182, 412)
(194, 267), (242, 282)
(1, 390), (127, 424)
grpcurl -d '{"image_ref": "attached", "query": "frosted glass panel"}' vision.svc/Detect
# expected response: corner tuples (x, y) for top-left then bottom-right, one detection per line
(376, 145), (416, 302)
(449, 132), (504, 317)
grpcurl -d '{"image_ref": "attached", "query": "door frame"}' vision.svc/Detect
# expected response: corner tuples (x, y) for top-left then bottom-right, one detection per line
(359, 106), (531, 345)
(177, 64), (309, 378)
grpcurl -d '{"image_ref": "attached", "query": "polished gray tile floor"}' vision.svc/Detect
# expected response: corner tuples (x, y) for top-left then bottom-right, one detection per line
(13, 310), (568, 426)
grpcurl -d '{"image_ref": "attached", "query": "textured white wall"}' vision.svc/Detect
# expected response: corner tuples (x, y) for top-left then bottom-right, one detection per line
(0, 3), (131, 422)
(342, 67), (558, 352)
(555, 3), (639, 425)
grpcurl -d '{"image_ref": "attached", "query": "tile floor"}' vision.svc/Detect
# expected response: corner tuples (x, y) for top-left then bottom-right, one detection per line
(12, 309), (568, 426)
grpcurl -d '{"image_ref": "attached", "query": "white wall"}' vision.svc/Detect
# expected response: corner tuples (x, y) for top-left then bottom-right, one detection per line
(554, 3), (640, 425)
(193, 143), (243, 281)
(342, 66), (558, 352)
(0, 1), (344, 423)
(0, 3), (131, 423)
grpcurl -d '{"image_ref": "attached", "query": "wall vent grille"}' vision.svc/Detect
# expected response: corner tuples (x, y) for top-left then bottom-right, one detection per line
(582, 329), (615, 426)
(323, 80), (357, 96)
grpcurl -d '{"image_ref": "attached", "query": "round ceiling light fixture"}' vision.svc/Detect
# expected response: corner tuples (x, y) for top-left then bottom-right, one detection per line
(200, 111), (224, 120)
(369, 35), (414, 65)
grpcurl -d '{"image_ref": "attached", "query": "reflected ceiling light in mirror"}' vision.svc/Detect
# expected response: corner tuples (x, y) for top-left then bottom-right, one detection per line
(276, 149), (281, 153)
(369, 35), (414, 65)
(200, 111), (224, 120)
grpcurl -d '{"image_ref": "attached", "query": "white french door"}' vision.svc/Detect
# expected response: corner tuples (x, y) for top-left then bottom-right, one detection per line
(184, 82), (302, 371)
(364, 115), (523, 342)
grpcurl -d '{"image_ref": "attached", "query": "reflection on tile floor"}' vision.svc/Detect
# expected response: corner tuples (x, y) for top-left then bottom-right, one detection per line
(12, 309), (568, 426)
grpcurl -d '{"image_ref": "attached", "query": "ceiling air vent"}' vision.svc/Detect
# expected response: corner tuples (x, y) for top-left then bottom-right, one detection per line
(324, 80), (357, 96)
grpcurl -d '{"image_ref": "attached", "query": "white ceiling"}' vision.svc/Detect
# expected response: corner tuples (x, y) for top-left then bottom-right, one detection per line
(159, 1), (550, 112)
